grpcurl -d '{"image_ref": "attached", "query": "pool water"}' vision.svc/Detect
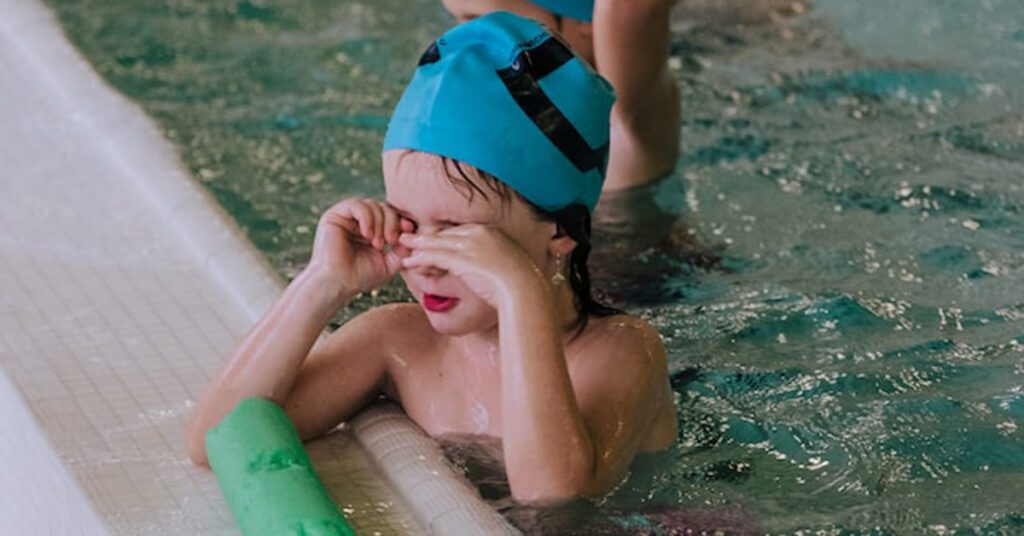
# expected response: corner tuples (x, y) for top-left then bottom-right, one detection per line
(46, 0), (1024, 533)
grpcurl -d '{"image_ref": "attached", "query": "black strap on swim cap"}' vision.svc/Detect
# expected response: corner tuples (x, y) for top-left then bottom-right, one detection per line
(418, 42), (441, 66)
(415, 36), (608, 174)
(496, 37), (609, 174)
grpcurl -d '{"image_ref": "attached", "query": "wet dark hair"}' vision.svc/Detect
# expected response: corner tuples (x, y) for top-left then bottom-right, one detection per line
(403, 152), (622, 332)
(540, 202), (624, 332)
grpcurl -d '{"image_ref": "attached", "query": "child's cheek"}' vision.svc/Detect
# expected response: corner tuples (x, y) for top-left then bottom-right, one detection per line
(399, 271), (420, 297)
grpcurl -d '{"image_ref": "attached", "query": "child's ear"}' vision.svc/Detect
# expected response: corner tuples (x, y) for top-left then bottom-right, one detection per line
(548, 224), (577, 258)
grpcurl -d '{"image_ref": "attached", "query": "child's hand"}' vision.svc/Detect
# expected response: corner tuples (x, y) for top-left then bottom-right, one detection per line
(306, 198), (409, 297)
(399, 224), (544, 308)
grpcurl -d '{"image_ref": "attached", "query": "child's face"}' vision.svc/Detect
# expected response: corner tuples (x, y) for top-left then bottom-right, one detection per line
(383, 150), (554, 335)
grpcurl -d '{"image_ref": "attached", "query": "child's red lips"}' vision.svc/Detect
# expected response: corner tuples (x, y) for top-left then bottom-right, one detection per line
(422, 293), (459, 313)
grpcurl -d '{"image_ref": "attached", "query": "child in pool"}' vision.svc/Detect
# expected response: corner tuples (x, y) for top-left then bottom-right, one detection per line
(440, 0), (680, 193)
(186, 12), (678, 501)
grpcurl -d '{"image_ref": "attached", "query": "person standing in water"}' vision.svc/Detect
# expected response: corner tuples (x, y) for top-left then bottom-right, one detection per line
(186, 12), (678, 501)
(440, 0), (680, 193)
(437, 1), (720, 303)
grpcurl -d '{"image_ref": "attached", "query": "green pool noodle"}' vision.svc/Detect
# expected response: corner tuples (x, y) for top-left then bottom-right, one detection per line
(205, 397), (356, 536)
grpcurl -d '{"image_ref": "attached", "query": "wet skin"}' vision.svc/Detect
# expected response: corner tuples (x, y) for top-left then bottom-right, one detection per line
(186, 150), (677, 502)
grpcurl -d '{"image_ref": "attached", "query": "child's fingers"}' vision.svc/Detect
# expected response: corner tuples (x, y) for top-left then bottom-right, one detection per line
(393, 245), (412, 258)
(323, 209), (364, 233)
(401, 250), (453, 271)
(343, 200), (375, 240)
(384, 249), (404, 275)
(367, 201), (386, 250)
(328, 214), (361, 236)
(382, 205), (401, 246)
(435, 224), (504, 249)
(398, 232), (465, 252)
(436, 223), (496, 238)
(321, 200), (365, 238)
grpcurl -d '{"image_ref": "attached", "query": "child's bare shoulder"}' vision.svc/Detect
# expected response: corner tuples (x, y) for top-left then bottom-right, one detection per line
(343, 302), (435, 338)
(325, 302), (440, 357)
(589, 314), (663, 350)
(569, 313), (675, 445)
(349, 302), (427, 324)
(571, 313), (667, 376)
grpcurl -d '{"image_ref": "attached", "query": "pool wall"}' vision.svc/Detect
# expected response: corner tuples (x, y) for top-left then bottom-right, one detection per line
(0, 1), (515, 533)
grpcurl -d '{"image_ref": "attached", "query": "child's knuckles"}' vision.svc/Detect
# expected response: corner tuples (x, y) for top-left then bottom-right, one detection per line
(327, 199), (351, 212)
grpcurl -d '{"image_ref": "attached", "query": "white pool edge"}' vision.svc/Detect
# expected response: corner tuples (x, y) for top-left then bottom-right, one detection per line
(0, 1), (517, 533)
(0, 369), (110, 535)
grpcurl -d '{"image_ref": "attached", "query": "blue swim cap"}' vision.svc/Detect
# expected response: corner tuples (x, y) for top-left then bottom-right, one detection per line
(383, 11), (615, 213)
(529, 0), (594, 22)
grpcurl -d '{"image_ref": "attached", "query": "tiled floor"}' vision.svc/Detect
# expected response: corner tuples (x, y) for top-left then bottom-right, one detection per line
(0, 1), (520, 533)
(0, 2), (419, 533)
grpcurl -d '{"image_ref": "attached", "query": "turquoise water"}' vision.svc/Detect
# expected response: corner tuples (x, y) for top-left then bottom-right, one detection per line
(47, 0), (1024, 533)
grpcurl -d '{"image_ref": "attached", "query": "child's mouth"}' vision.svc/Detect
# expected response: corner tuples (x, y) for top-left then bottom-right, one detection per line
(422, 293), (459, 313)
